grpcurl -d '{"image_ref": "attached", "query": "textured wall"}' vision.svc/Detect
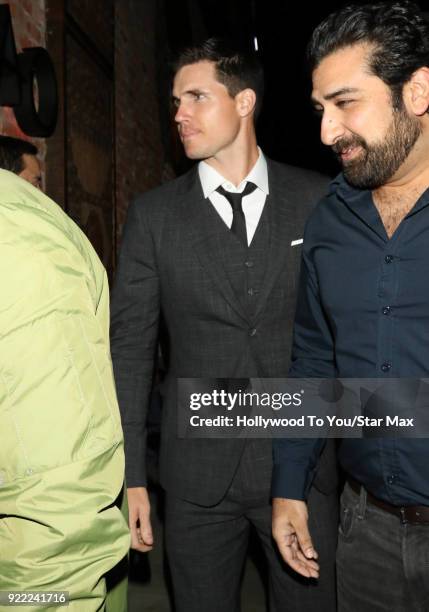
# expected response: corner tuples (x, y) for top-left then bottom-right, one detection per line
(3, 0), (176, 263)
(65, 12), (115, 274)
(114, 0), (175, 244)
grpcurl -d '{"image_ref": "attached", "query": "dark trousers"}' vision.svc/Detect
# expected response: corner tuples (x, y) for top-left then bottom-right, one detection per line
(165, 440), (337, 612)
(338, 482), (429, 612)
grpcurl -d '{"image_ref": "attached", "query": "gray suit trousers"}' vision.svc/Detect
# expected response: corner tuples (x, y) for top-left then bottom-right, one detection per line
(165, 439), (338, 612)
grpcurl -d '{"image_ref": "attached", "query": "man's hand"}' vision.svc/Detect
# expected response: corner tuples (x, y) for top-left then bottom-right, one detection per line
(127, 487), (154, 552)
(272, 497), (319, 578)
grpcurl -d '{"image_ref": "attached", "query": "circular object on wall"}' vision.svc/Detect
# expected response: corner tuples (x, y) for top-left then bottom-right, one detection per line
(14, 47), (58, 137)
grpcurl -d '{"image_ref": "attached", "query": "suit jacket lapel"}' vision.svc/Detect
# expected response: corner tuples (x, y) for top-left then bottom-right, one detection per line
(180, 167), (250, 324)
(251, 160), (297, 323)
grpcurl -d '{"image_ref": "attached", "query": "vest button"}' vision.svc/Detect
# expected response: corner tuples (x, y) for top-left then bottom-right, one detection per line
(249, 328), (257, 337)
(244, 260), (254, 268)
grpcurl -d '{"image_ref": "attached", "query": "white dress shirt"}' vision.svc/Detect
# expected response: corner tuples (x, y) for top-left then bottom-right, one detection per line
(198, 148), (269, 246)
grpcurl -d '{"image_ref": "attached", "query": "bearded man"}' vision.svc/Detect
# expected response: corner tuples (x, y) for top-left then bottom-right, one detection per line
(272, 2), (429, 611)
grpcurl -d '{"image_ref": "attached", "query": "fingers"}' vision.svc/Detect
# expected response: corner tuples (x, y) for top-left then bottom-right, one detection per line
(295, 517), (318, 561)
(130, 516), (154, 553)
(290, 534), (320, 578)
(127, 487), (154, 553)
(137, 509), (154, 550)
(275, 526), (319, 578)
(272, 498), (319, 579)
(129, 507), (147, 552)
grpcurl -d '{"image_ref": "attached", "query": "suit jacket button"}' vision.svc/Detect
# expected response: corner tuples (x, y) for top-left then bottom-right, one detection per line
(249, 328), (257, 337)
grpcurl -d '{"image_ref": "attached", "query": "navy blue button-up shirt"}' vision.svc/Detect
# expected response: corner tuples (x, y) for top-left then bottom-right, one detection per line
(272, 174), (429, 506)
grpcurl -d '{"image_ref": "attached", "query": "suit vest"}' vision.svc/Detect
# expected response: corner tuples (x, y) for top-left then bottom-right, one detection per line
(218, 197), (270, 320)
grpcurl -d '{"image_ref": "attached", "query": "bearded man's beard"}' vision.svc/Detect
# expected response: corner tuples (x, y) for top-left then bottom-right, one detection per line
(332, 106), (422, 189)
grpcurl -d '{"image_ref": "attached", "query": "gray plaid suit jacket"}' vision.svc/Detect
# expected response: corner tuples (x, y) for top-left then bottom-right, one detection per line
(110, 158), (338, 505)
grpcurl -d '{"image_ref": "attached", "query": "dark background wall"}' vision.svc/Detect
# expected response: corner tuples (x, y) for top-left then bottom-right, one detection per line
(163, 0), (429, 177)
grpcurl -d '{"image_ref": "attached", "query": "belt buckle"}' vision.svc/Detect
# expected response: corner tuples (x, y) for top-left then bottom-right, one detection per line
(400, 507), (408, 524)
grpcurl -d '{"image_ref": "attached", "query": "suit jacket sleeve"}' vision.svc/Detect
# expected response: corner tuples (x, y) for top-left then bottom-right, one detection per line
(272, 212), (336, 500)
(110, 198), (160, 488)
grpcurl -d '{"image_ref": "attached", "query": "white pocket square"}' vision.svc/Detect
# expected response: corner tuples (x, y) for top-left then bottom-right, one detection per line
(291, 239), (303, 246)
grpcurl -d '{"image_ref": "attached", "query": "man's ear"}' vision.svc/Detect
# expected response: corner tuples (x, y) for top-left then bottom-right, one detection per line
(403, 66), (429, 116)
(235, 88), (257, 118)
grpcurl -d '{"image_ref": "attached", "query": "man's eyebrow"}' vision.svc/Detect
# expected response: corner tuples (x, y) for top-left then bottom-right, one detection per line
(171, 88), (207, 101)
(311, 87), (360, 106)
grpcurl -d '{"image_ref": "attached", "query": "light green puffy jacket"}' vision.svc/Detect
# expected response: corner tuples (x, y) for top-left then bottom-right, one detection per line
(0, 170), (129, 610)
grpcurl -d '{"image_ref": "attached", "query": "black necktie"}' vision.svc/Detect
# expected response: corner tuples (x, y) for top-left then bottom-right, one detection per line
(216, 181), (257, 246)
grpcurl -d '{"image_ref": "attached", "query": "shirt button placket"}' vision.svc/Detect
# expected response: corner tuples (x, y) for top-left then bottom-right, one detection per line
(379, 252), (396, 376)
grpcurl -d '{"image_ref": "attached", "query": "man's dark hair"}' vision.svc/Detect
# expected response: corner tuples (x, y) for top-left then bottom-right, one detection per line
(0, 135), (38, 174)
(307, 1), (429, 109)
(173, 37), (264, 118)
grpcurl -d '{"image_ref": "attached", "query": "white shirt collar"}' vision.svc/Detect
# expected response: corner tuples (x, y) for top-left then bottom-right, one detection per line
(198, 147), (269, 198)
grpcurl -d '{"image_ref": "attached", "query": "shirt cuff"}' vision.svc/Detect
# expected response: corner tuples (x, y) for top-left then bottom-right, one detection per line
(271, 461), (313, 500)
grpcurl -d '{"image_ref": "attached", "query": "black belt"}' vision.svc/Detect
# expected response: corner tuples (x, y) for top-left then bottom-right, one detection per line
(347, 478), (429, 524)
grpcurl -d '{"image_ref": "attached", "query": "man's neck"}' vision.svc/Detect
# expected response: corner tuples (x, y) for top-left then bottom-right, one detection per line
(203, 136), (259, 187)
(372, 148), (429, 238)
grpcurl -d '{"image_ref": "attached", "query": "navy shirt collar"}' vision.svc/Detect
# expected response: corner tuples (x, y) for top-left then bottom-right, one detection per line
(330, 172), (429, 242)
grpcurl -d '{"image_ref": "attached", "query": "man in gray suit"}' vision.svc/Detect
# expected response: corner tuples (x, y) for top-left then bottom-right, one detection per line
(111, 38), (338, 611)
